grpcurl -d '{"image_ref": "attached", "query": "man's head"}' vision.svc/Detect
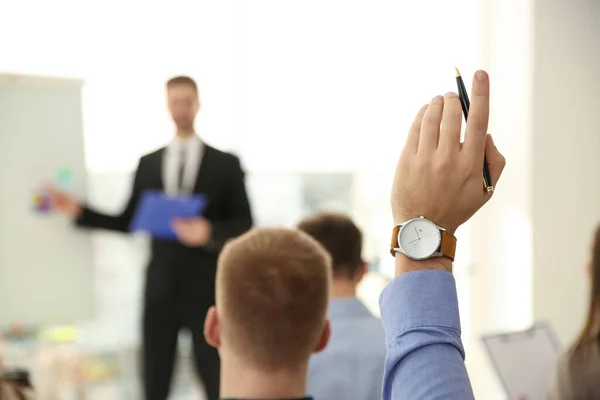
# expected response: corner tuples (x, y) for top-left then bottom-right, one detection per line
(297, 212), (367, 287)
(166, 76), (199, 133)
(204, 228), (331, 372)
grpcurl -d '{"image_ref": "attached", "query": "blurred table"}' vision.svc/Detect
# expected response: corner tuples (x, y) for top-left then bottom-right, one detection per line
(1, 327), (205, 399)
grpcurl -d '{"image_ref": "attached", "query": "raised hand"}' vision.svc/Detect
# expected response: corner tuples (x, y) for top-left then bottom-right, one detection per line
(390, 70), (506, 275)
(391, 70), (506, 235)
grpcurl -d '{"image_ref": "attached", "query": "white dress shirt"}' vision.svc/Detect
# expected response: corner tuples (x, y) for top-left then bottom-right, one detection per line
(162, 134), (204, 197)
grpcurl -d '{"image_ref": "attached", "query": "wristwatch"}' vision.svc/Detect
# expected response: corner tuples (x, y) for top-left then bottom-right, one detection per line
(389, 216), (456, 261)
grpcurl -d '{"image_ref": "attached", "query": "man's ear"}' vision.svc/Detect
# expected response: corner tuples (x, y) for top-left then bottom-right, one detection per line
(204, 306), (221, 349)
(354, 261), (368, 284)
(314, 320), (331, 354)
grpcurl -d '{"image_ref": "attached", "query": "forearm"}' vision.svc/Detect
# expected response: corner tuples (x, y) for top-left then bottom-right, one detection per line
(386, 340), (473, 399)
(380, 262), (474, 400)
(75, 205), (131, 233)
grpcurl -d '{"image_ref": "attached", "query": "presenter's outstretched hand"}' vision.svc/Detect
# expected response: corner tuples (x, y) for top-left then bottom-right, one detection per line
(172, 217), (212, 246)
(391, 70), (506, 274)
(48, 186), (82, 218)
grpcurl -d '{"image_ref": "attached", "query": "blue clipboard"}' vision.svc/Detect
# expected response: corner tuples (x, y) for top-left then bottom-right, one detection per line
(129, 190), (208, 240)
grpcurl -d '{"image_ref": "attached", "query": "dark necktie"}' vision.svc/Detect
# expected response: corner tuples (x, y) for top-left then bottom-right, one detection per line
(177, 147), (186, 194)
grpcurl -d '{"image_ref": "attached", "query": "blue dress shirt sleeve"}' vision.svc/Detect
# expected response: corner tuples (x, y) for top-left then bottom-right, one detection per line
(379, 270), (474, 399)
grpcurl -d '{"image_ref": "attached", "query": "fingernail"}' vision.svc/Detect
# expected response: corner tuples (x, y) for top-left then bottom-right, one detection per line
(423, 104), (429, 109)
(476, 70), (488, 82)
(487, 134), (495, 146)
(432, 95), (443, 102)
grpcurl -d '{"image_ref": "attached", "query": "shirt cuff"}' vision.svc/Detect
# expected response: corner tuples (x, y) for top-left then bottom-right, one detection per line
(379, 270), (461, 342)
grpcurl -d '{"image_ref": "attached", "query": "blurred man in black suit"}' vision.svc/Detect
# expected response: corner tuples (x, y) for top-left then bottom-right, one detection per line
(49, 76), (253, 400)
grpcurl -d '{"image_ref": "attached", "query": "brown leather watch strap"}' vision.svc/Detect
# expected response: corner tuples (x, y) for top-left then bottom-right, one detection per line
(439, 230), (457, 261)
(390, 225), (456, 261)
(389, 225), (401, 256)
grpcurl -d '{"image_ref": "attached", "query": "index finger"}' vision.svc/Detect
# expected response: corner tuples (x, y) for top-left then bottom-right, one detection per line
(464, 70), (490, 161)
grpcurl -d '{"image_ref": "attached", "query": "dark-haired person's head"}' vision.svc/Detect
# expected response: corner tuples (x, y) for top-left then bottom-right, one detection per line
(166, 76), (199, 133)
(297, 212), (366, 298)
(298, 212), (387, 400)
(203, 228), (332, 398)
(549, 225), (600, 398)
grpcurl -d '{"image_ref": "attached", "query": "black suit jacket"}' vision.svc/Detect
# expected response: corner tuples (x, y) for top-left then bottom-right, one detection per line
(76, 144), (253, 289)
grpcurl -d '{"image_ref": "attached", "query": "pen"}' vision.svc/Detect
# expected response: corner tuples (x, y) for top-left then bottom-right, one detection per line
(455, 67), (494, 194)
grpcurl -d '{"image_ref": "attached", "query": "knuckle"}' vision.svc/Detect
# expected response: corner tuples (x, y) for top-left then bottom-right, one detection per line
(468, 168), (480, 180)
(473, 119), (487, 133)
(425, 114), (440, 125)
(451, 104), (463, 118)
(414, 155), (430, 171)
(414, 155), (427, 167)
(446, 108), (462, 124)
(434, 154), (453, 171)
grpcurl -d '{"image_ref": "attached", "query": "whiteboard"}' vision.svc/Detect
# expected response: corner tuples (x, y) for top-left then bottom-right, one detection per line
(0, 73), (94, 328)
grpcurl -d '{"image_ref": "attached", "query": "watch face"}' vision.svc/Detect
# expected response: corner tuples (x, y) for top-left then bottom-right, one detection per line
(398, 218), (441, 260)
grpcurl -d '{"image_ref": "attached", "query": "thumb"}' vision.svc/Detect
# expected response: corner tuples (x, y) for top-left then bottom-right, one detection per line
(485, 134), (506, 187)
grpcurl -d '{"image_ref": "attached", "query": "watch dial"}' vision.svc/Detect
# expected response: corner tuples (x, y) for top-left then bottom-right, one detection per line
(398, 218), (441, 260)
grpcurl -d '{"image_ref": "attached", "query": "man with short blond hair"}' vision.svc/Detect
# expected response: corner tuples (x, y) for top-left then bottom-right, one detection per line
(203, 227), (332, 400)
(299, 212), (386, 400)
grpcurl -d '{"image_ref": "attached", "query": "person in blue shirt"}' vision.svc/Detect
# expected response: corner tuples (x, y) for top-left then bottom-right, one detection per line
(380, 69), (506, 399)
(203, 227), (332, 400)
(298, 212), (386, 400)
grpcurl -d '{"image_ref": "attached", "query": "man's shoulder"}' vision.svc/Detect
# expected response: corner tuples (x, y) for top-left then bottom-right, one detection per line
(203, 144), (241, 165)
(309, 316), (385, 398)
(326, 314), (386, 355)
(139, 147), (166, 163)
(350, 316), (386, 347)
(137, 143), (243, 169)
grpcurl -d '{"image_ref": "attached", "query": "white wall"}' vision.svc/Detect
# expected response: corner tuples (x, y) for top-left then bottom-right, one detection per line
(466, 0), (535, 391)
(236, 0), (479, 173)
(532, 0), (600, 343)
(466, 0), (600, 397)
